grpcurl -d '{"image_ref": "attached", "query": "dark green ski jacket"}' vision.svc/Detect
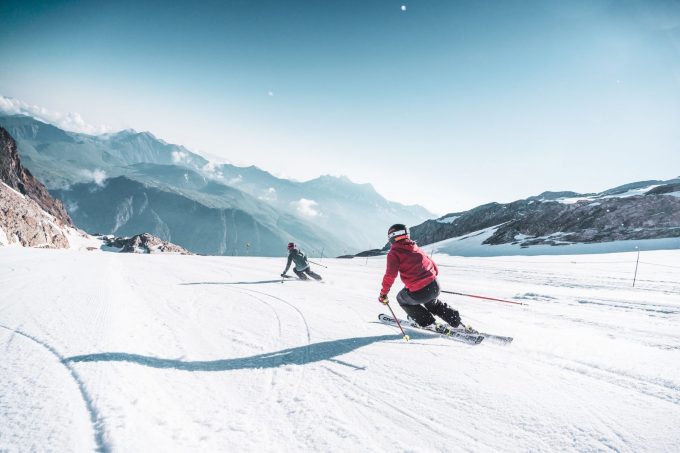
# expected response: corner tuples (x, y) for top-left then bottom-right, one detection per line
(284, 248), (310, 273)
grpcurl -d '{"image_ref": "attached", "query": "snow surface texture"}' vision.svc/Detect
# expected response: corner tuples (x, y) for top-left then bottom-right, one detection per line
(0, 248), (679, 452)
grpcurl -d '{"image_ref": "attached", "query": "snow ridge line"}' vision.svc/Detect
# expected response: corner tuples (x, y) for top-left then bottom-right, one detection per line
(0, 323), (109, 452)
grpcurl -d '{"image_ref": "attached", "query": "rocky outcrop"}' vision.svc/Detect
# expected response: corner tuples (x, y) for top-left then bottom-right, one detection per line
(408, 178), (680, 249)
(0, 127), (72, 226)
(484, 196), (680, 246)
(0, 182), (70, 248)
(102, 233), (193, 254)
(647, 183), (680, 196)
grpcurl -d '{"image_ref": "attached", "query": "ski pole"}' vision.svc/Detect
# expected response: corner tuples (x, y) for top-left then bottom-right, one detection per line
(441, 290), (527, 306)
(386, 302), (410, 342)
(309, 260), (328, 268)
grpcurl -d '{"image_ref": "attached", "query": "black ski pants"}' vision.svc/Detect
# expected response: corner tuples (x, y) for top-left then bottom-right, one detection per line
(396, 279), (460, 328)
(294, 267), (322, 281)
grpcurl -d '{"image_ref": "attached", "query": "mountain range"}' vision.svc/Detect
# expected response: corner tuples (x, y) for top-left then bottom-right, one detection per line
(0, 114), (432, 256)
(405, 180), (680, 254)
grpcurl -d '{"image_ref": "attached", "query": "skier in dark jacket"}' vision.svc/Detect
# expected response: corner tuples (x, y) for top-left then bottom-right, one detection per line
(378, 224), (461, 329)
(281, 242), (322, 280)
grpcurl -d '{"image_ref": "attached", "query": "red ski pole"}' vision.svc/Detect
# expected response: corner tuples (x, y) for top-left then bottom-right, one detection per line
(386, 302), (410, 342)
(441, 290), (527, 306)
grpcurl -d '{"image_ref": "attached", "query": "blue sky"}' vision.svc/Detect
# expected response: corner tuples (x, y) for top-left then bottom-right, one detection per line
(1, 0), (680, 214)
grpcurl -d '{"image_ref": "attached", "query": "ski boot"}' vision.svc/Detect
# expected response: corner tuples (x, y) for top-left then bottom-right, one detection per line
(433, 321), (453, 336)
(461, 322), (477, 334)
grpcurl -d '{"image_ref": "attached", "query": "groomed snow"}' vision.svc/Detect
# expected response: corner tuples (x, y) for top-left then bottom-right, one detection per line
(1, 247), (679, 451)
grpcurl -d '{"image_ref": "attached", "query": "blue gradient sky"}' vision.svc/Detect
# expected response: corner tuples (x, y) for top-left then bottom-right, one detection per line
(1, 0), (680, 214)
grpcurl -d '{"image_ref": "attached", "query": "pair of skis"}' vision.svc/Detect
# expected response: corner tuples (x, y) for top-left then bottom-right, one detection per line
(280, 274), (323, 283)
(378, 313), (513, 345)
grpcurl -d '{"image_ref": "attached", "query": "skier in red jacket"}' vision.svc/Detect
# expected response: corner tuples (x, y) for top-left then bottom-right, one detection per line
(378, 224), (461, 329)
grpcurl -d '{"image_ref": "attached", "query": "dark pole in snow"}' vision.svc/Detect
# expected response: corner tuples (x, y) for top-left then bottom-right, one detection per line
(633, 247), (640, 288)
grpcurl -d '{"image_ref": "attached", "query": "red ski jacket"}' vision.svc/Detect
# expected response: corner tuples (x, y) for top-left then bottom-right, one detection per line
(381, 239), (438, 295)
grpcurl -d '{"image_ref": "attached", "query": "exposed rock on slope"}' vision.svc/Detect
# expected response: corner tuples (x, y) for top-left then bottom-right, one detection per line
(0, 127), (74, 248)
(409, 178), (680, 249)
(0, 182), (70, 248)
(0, 127), (72, 226)
(102, 233), (193, 254)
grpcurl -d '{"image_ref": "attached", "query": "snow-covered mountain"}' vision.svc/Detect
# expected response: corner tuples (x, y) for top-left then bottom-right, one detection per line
(1, 246), (678, 451)
(406, 179), (680, 256)
(0, 115), (433, 255)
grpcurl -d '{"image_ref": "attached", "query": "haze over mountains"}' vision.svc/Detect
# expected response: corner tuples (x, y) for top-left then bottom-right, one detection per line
(3, 112), (679, 258)
(0, 114), (432, 256)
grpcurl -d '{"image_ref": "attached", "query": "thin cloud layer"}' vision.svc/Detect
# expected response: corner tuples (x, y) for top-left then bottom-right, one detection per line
(259, 187), (277, 202)
(80, 169), (108, 186)
(202, 162), (225, 180)
(171, 150), (189, 164)
(0, 95), (110, 135)
(291, 198), (320, 218)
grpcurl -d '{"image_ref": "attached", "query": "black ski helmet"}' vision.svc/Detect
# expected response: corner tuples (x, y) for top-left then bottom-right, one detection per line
(387, 224), (409, 244)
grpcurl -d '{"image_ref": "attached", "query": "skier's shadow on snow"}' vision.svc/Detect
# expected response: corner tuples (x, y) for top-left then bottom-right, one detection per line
(63, 333), (428, 372)
(180, 280), (290, 285)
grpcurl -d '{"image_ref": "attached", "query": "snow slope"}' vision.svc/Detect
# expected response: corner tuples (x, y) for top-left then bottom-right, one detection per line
(1, 248), (679, 452)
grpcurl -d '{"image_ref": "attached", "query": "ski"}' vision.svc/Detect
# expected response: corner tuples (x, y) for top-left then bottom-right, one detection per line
(440, 323), (513, 345)
(378, 314), (485, 345)
(280, 274), (323, 283)
(471, 330), (513, 345)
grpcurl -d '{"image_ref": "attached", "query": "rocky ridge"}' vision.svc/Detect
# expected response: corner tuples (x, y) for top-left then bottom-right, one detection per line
(410, 179), (680, 249)
(0, 127), (73, 248)
(0, 127), (72, 226)
(0, 182), (70, 248)
(102, 233), (193, 254)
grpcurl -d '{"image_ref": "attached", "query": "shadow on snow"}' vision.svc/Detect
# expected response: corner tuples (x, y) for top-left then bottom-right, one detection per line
(63, 333), (427, 372)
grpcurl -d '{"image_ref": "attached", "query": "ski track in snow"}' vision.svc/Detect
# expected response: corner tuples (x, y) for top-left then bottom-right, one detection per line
(1, 248), (679, 451)
(0, 323), (109, 452)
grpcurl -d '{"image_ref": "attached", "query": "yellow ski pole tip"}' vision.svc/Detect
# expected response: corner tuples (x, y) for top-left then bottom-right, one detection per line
(403, 335), (410, 342)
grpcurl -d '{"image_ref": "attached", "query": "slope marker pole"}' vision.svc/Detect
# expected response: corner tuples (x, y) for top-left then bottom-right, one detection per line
(633, 247), (640, 288)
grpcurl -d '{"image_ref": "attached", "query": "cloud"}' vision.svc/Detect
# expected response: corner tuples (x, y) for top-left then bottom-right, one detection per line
(65, 200), (79, 213)
(171, 150), (189, 164)
(80, 169), (108, 186)
(228, 174), (243, 185)
(291, 198), (320, 218)
(201, 162), (224, 180)
(259, 187), (277, 202)
(0, 95), (110, 135)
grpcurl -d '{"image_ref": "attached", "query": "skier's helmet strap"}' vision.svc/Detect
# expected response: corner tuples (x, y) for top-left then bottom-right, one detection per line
(387, 224), (409, 243)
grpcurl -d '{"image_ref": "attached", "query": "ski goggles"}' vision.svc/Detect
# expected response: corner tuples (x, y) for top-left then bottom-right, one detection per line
(388, 229), (408, 240)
